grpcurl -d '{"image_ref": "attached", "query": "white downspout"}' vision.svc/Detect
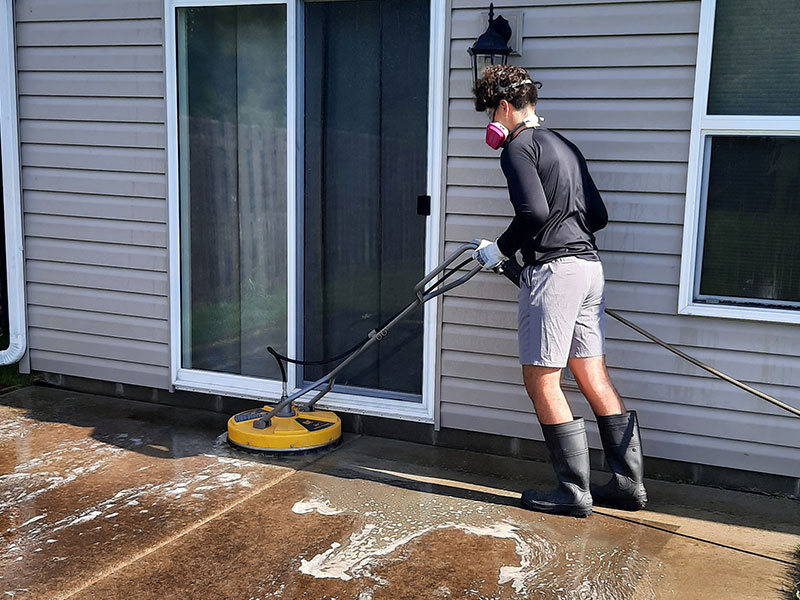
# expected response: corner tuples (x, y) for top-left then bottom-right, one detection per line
(0, 0), (27, 366)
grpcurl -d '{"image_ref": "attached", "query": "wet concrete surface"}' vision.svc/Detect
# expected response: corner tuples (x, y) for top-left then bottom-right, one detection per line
(1, 386), (798, 599)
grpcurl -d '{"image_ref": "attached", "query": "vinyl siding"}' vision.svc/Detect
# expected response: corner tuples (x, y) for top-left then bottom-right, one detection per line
(15, 0), (170, 388)
(440, 0), (800, 477)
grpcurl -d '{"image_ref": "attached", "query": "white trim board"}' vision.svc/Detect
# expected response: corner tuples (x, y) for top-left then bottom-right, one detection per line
(166, 0), (447, 423)
(678, 0), (800, 326)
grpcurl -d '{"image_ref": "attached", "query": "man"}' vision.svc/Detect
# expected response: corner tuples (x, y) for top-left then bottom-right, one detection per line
(471, 64), (647, 518)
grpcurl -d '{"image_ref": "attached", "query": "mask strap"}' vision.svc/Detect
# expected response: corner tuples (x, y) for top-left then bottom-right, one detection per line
(506, 121), (529, 141)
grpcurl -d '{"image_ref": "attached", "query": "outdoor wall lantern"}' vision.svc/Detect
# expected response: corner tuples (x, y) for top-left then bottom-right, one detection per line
(468, 3), (513, 88)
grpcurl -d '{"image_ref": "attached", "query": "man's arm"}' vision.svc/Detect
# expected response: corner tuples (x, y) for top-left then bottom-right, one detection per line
(496, 143), (550, 257)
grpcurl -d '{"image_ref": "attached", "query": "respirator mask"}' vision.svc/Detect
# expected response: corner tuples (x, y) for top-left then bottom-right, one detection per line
(485, 78), (534, 150)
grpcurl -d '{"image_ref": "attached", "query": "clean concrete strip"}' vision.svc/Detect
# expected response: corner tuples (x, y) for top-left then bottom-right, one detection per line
(56, 437), (361, 600)
(595, 510), (795, 566)
(353, 463), (796, 566)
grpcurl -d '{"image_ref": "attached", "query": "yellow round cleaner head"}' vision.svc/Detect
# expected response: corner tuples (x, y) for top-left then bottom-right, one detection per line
(227, 406), (342, 453)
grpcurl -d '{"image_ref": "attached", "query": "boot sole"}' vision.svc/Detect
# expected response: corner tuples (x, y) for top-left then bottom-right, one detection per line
(520, 497), (592, 518)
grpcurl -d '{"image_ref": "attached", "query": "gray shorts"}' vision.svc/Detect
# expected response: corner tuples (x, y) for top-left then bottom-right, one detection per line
(518, 256), (606, 368)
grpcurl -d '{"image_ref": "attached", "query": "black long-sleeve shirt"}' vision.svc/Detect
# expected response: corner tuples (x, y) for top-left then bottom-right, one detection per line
(496, 127), (608, 266)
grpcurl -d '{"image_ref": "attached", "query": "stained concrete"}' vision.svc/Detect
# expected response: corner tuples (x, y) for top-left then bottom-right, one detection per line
(1, 386), (798, 599)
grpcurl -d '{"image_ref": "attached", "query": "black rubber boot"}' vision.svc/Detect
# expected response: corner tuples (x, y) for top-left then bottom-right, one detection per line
(592, 411), (648, 511)
(520, 417), (593, 518)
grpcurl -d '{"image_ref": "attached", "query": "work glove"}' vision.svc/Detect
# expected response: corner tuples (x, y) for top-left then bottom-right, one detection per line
(471, 238), (507, 271)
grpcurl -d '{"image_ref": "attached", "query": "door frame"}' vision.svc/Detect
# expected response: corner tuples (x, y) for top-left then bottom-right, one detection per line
(165, 0), (447, 423)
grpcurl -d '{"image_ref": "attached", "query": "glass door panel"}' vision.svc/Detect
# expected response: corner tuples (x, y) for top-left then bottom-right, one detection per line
(302, 0), (430, 398)
(178, 5), (288, 379)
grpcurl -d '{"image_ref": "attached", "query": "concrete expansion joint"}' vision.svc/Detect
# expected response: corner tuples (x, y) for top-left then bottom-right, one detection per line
(52, 435), (363, 600)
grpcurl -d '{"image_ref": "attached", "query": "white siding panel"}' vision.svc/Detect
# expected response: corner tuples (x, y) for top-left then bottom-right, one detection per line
(30, 350), (169, 389)
(608, 368), (800, 419)
(20, 120), (165, 148)
(27, 283), (168, 320)
(450, 2), (701, 39)
(606, 311), (800, 357)
(603, 191), (686, 225)
(16, 0), (163, 22)
(16, 4), (168, 390)
(29, 328), (168, 366)
(16, 19), (163, 46)
(22, 144), (165, 174)
(18, 71), (164, 98)
(29, 306), (168, 344)
(26, 238), (168, 272)
(440, 402), (542, 441)
(26, 260), (168, 296)
(17, 46), (164, 72)
(24, 191), (166, 223)
(19, 97), (165, 123)
(638, 429), (800, 478)
(599, 251), (681, 285)
(25, 214), (167, 248)
(23, 167), (166, 198)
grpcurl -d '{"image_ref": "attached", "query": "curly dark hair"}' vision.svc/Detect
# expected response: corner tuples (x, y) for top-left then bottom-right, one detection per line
(473, 64), (541, 113)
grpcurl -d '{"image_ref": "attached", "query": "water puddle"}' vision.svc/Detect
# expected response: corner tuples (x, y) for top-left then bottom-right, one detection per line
(289, 483), (655, 599)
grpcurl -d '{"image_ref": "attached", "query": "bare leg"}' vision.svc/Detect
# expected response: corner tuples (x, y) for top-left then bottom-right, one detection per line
(567, 355), (625, 416)
(522, 365), (574, 425)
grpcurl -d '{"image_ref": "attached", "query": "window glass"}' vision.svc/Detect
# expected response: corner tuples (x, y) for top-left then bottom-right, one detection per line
(699, 136), (800, 305)
(707, 0), (800, 116)
(302, 0), (430, 397)
(178, 5), (288, 377)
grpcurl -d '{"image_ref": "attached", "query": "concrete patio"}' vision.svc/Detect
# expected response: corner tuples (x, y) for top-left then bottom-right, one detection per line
(1, 385), (798, 599)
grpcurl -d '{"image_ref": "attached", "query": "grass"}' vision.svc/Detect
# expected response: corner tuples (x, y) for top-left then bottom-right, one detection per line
(787, 545), (800, 600)
(0, 331), (32, 393)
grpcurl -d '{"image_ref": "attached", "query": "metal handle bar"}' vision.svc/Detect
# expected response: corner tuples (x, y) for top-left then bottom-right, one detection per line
(414, 241), (479, 301)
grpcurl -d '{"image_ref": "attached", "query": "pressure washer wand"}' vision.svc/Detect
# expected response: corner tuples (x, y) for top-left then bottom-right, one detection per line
(259, 242), (483, 423)
(498, 256), (800, 418)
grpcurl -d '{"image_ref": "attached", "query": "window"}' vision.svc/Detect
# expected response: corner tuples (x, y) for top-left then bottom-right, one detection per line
(680, 0), (800, 322)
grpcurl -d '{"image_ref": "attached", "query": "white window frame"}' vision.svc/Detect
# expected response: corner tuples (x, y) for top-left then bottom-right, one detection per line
(679, 0), (800, 325)
(166, 0), (446, 423)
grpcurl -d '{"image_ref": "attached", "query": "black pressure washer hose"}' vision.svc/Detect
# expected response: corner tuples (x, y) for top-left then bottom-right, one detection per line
(269, 253), (799, 419)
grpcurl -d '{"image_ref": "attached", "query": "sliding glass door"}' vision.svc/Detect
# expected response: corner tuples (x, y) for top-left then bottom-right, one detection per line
(176, 0), (430, 401)
(178, 4), (288, 380)
(302, 0), (430, 397)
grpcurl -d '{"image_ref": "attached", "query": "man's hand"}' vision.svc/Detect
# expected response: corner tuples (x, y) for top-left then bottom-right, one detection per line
(472, 238), (507, 270)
